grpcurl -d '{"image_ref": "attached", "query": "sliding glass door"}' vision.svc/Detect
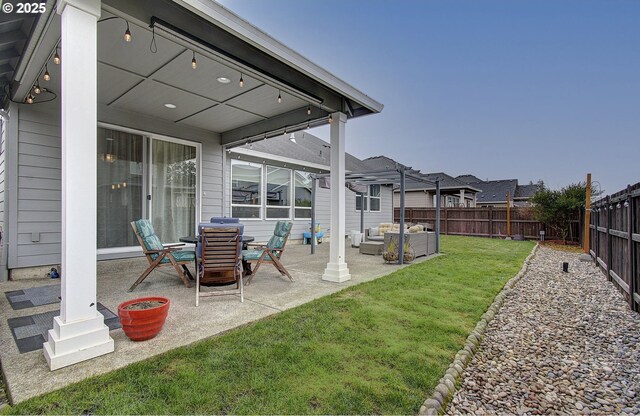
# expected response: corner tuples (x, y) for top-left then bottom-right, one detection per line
(97, 126), (198, 251)
(150, 139), (197, 243)
(97, 128), (144, 249)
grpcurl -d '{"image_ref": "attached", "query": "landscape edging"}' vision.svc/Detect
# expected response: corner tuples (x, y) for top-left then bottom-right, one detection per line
(418, 243), (539, 415)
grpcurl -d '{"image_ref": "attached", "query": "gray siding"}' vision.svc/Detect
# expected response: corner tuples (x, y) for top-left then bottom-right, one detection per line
(346, 185), (394, 232)
(7, 102), (224, 269)
(393, 190), (434, 208)
(0, 111), (7, 280)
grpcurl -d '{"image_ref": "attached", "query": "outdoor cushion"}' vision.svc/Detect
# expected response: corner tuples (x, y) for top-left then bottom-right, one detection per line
(242, 250), (274, 261)
(151, 250), (196, 263)
(135, 219), (155, 238)
(142, 234), (164, 251)
(370, 226), (380, 236)
(273, 221), (292, 237)
(267, 235), (286, 249)
(408, 225), (424, 233)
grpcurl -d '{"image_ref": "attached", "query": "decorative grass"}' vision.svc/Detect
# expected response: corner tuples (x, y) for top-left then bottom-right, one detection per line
(3, 236), (534, 415)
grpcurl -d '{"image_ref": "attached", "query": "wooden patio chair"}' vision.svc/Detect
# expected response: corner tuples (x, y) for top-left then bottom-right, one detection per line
(242, 220), (294, 284)
(197, 226), (244, 306)
(129, 219), (195, 292)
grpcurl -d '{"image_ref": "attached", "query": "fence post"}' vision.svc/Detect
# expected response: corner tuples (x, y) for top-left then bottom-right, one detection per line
(595, 203), (600, 263)
(489, 206), (493, 238)
(606, 195), (612, 282)
(627, 185), (636, 310)
(506, 192), (511, 238)
(444, 207), (448, 235)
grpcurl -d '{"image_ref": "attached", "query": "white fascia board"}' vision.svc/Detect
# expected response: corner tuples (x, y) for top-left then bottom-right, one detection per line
(171, 0), (383, 114)
(230, 147), (328, 171)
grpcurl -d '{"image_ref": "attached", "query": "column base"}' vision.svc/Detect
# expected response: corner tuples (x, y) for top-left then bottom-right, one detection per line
(43, 312), (114, 371)
(322, 262), (351, 283)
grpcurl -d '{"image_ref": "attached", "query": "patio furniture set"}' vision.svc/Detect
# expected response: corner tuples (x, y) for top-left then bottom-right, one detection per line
(129, 217), (294, 306)
(358, 223), (437, 258)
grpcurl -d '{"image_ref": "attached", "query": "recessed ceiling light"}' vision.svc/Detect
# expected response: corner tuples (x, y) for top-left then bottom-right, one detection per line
(217, 77), (231, 84)
(164, 103), (177, 109)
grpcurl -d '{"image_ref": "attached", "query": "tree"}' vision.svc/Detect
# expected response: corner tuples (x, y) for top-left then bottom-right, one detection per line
(531, 182), (586, 244)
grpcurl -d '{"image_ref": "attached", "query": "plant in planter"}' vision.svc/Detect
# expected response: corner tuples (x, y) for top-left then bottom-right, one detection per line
(382, 237), (415, 263)
(118, 296), (170, 341)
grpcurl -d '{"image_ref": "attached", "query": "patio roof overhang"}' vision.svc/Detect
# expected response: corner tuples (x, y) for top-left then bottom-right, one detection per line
(6, 0), (383, 146)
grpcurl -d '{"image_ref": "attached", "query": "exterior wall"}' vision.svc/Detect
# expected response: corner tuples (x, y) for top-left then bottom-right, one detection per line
(394, 190), (477, 208)
(5, 101), (223, 269)
(0, 110), (7, 281)
(345, 185), (393, 232)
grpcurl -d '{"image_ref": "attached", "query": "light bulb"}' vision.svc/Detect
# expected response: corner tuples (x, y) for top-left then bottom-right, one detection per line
(191, 52), (197, 69)
(307, 105), (311, 115)
(53, 48), (60, 65)
(123, 182), (127, 188)
(329, 114), (333, 123)
(239, 74), (244, 87)
(43, 66), (50, 81)
(124, 22), (132, 42)
(33, 83), (41, 94)
(277, 91), (282, 103)
(26, 94), (34, 104)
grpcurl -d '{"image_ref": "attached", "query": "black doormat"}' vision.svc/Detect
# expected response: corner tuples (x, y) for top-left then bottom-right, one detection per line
(7, 303), (121, 354)
(5, 284), (61, 310)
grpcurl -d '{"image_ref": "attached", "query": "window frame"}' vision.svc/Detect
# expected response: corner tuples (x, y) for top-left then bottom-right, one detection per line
(231, 160), (263, 220)
(293, 170), (313, 220)
(355, 184), (381, 213)
(265, 165), (292, 220)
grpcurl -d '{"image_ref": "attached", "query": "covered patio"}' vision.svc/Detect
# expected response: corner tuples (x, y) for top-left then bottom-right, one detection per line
(1, 0), (382, 372)
(0, 243), (436, 403)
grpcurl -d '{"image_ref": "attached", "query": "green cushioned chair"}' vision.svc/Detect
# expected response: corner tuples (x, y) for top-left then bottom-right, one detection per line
(242, 220), (293, 284)
(129, 219), (195, 291)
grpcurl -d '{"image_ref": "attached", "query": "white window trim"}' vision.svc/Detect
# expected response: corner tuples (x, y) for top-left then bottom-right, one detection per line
(293, 170), (313, 220)
(265, 165), (292, 220)
(355, 185), (382, 213)
(231, 160), (263, 220)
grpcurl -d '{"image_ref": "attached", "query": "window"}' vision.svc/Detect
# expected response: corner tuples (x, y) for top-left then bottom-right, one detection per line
(231, 161), (262, 218)
(266, 166), (291, 219)
(294, 170), (312, 219)
(355, 185), (381, 212)
(446, 195), (460, 207)
(369, 185), (381, 212)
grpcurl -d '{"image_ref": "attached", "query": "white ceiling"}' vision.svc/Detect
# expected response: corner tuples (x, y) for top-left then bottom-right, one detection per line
(96, 12), (308, 135)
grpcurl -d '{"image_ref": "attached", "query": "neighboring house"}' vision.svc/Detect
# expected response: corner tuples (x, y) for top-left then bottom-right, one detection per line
(361, 156), (480, 208)
(456, 175), (540, 207)
(225, 132), (393, 242)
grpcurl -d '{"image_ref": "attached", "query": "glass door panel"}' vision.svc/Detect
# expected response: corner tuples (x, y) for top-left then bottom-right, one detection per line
(150, 139), (197, 243)
(97, 127), (144, 248)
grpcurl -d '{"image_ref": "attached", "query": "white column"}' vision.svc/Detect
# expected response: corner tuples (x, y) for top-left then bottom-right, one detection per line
(322, 112), (351, 282)
(460, 189), (465, 207)
(44, 0), (114, 370)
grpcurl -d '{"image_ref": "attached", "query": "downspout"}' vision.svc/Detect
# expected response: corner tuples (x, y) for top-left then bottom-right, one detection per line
(221, 145), (227, 217)
(398, 166), (405, 265)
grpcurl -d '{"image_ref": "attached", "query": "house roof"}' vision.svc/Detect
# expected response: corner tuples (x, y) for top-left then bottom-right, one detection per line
(361, 155), (412, 171)
(230, 131), (371, 172)
(515, 184), (539, 199)
(456, 174), (483, 184)
(472, 179), (518, 203)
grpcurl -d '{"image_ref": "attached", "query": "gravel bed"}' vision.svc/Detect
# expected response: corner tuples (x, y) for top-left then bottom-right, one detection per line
(448, 246), (640, 415)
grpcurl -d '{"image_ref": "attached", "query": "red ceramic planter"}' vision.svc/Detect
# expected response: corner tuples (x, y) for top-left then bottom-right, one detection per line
(118, 297), (170, 341)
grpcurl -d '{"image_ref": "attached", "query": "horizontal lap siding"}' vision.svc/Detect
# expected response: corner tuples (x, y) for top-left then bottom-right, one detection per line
(9, 103), (224, 268)
(0, 114), (6, 279)
(14, 105), (61, 268)
(346, 186), (394, 232)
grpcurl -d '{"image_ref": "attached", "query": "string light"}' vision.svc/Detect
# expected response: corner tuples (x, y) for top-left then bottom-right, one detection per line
(26, 94), (34, 104)
(624, 200), (629, 208)
(239, 73), (244, 87)
(43, 65), (50, 81)
(33, 82), (41, 95)
(277, 90), (282, 104)
(53, 47), (61, 65)
(191, 51), (197, 69)
(124, 21), (132, 42)
(307, 104), (311, 115)
(328, 113), (333, 123)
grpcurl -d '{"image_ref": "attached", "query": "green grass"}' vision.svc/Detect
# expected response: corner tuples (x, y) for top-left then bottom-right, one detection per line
(3, 236), (534, 415)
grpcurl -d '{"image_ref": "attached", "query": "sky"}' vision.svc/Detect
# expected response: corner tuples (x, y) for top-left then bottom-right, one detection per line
(217, 0), (639, 195)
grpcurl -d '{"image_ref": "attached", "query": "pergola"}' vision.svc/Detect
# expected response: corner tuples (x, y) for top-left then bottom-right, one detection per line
(311, 164), (442, 264)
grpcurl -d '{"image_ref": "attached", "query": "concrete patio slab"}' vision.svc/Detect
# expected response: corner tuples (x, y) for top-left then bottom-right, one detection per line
(0, 243), (437, 403)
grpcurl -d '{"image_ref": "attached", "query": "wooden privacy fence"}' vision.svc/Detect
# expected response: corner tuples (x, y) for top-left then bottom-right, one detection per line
(394, 207), (580, 241)
(589, 182), (640, 312)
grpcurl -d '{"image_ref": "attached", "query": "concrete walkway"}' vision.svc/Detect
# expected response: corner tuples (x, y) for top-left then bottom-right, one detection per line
(0, 243), (435, 403)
